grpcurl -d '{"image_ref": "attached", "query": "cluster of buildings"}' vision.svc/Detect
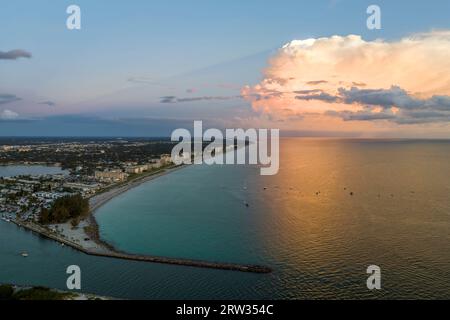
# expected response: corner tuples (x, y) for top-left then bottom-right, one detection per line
(0, 174), (77, 221)
(94, 154), (172, 183)
(1, 145), (32, 152)
(0, 143), (175, 223)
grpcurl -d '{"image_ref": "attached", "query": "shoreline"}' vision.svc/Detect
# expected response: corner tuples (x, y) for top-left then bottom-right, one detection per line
(0, 283), (113, 300)
(7, 164), (272, 274)
(89, 165), (187, 213)
(10, 218), (271, 274)
(87, 165), (189, 252)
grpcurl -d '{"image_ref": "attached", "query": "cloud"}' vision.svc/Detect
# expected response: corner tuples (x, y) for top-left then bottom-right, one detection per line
(0, 109), (19, 120)
(160, 96), (177, 103)
(295, 91), (340, 103)
(306, 80), (328, 85)
(296, 86), (450, 124)
(326, 108), (450, 124)
(39, 101), (57, 107)
(338, 86), (450, 110)
(297, 85), (450, 110)
(0, 94), (21, 105)
(242, 31), (450, 126)
(160, 95), (243, 104)
(0, 49), (32, 60)
(128, 77), (160, 85)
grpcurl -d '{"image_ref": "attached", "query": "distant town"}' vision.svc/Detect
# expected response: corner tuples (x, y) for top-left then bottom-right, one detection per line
(0, 138), (177, 224)
(0, 137), (270, 275)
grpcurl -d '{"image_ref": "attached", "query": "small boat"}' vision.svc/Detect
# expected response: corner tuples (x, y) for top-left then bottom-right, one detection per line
(21, 252), (29, 257)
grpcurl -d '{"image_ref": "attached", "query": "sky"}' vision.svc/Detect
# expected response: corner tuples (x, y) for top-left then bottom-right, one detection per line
(1, 0), (450, 137)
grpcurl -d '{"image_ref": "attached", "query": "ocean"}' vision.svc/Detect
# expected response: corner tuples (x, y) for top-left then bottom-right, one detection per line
(1, 138), (450, 299)
(0, 165), (68, 177)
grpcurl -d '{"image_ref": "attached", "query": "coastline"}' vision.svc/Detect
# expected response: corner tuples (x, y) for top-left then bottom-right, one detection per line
(0, 283), (113, 300)
(7, 164), (272, 274)
(10, 217), (271, 274)
(89, 165), (187, 213)
(87, 164), (188, 252)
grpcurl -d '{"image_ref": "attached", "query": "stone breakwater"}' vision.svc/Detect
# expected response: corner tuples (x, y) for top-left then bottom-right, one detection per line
(11, 216), (272, 274)
(8, 165), (272, 274)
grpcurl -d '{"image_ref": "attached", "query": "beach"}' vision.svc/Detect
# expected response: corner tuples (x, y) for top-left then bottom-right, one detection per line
(10, 164), (271, 274)
(85, 165), (189, 252)
(89, 165), (187, 213)
(40, 165), (188, 255)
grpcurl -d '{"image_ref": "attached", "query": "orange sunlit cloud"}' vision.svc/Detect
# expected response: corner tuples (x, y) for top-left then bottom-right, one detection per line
(242, 31), (450, 133)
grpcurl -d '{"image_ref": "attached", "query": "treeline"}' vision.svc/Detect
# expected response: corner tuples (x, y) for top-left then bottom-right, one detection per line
(0, 285), (73, 300)
(40, 194), (89, 225)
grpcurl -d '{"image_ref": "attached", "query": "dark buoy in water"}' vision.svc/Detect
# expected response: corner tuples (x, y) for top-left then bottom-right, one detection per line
(350, 192), (354, 196)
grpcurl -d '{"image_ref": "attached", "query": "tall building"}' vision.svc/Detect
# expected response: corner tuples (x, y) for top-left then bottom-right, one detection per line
(94, 170), (128, 183)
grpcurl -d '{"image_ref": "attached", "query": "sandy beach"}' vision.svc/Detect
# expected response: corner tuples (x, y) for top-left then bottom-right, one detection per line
(10, 163), (271, 273)
(50, 165), (188, 254)
(89, 165), (186, 213)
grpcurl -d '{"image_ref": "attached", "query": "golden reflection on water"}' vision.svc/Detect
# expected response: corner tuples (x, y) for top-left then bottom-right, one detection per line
(259, 138), (450, 297)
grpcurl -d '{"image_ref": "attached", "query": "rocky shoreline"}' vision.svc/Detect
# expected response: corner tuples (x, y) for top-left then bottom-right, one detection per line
(9, 165), (272, 274)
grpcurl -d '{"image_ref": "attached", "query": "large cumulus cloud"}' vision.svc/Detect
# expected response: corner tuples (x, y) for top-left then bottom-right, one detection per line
(242, 31), (450, 126)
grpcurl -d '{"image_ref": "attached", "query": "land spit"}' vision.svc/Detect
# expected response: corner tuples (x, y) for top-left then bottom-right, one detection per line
(12, 219), (272, 274)
(10, 165), (272, 274)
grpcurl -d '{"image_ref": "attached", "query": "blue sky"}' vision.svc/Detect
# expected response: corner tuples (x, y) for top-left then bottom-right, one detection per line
(1, 0), (450, 136)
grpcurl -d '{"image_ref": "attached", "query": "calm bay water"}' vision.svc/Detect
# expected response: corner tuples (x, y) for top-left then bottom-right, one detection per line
(0, 165), (68, 177)
(1, 139), (450, 299)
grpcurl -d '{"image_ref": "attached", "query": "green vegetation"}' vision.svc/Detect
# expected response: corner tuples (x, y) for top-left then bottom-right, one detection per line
(12, 287), (74, 300)
(40, 194), (89, 225)
(0, 285), (14, 300)
(0, 285), (74, 300)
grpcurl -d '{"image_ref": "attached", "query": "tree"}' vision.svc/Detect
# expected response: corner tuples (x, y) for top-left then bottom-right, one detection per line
(0, 285), (14, 300)
(39, 194), (89, 224)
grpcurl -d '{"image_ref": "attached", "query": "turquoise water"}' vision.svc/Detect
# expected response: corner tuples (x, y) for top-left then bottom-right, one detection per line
(1, 139), (450, 299)
(0, 165), (68, 177)
(96, 164), (267, 264)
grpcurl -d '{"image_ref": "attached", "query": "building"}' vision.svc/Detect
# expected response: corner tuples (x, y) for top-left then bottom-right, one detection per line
(160, 154), (172, 165)
(95, 170), (128, 183)
(125, 165), (148, 174)
(63, 182), (100, 193)
(34, 191), (69, 200)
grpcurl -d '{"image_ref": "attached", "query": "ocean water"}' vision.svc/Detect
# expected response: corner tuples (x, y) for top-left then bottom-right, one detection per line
(1, 139), (450, 299)
(0, 165), (68, 177)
